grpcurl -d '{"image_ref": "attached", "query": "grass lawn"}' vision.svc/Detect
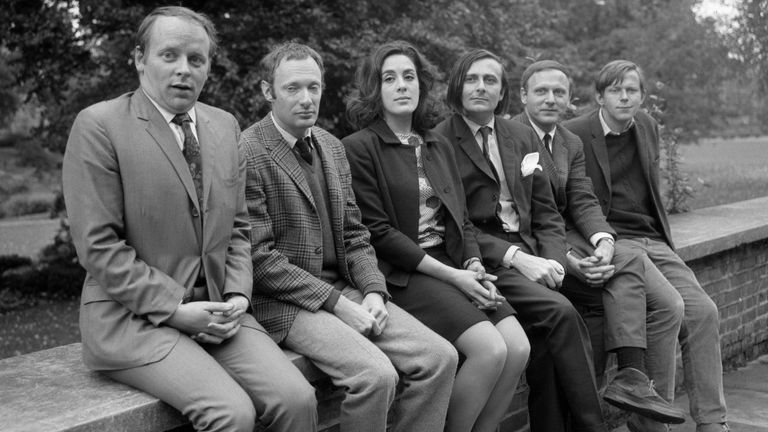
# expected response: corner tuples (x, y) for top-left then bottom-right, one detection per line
(676, 136), (768, 210)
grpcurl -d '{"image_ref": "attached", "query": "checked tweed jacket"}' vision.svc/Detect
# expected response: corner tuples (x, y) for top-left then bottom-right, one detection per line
(241, 114), (388, 343)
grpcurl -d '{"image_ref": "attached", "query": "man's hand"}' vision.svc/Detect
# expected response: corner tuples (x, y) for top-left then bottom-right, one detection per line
(510, 251), (564, 289)
(166, 301), (244, 344)
(361, 293), (389, 332)
(333, 295), (381, 337)
(566, 249), (615, 288)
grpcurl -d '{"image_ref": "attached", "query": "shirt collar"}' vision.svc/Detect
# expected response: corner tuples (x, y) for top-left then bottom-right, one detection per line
(462, 115), (495, 136)
(599, 108), (634, 136)
(525, 113), (557, 142)
(143, 89), (197, 126)
(271, 112), (312, 149)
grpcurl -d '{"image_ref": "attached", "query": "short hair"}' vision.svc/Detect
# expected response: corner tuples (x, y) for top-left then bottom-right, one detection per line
(135, 6), (218, 58)
(345, 40), (440, 133)
(520, 60), (572, 92)
(259, 42), (325, 87)
(595, 60), (646, 95)
(446, 49), (510, 115)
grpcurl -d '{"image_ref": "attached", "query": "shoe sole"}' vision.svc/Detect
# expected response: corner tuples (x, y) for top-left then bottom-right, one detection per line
(603, 388), (686, 424)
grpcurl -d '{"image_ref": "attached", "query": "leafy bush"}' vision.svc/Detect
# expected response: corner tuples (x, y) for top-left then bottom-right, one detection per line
(0, 192), (56, 218)
(0, 218), (84, 312)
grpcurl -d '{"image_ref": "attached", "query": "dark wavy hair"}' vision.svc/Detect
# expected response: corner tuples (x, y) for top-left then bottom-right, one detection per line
(446, 49), (510, 115)
(345, 41), (440, 134)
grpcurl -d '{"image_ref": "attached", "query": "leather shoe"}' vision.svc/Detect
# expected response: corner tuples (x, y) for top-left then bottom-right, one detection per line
(603, 367), (686, 424)
(626, 413), (670, 432)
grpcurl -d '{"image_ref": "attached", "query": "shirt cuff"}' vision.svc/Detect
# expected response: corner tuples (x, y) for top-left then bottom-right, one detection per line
(589, 232), (614, 248)
(502, 245), (520, 268)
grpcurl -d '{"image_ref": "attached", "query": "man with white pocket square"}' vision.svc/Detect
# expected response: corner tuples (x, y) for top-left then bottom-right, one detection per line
(434, 49), (608, 432)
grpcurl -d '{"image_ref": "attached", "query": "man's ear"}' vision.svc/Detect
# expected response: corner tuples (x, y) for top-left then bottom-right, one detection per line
(134, 46), (145, 73)
(261, 80), (273, 101)
(595, 91), (604, 106)
(520, 87), (527, 105)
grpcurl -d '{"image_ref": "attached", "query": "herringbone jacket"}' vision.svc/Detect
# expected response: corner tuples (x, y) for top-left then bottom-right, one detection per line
(511, 112), (614, 241)
(241, 114), (388, 343)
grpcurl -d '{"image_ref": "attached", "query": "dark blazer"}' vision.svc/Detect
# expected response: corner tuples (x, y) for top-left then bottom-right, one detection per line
(511, 112), (615, 241)
(342, 119), (481, 287)
(433, 113), (566, 268)
(562, 109), (674, 248)
(63, 90), (252, 370)
(241, 114), (388, 343)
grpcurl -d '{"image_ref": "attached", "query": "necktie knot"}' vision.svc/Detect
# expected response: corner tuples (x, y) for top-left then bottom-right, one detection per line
(295, 136), (313, 164)
(171, 113), (192, 126)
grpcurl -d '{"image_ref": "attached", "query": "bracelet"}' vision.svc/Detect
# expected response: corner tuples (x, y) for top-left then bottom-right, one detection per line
(464, 257), (482, 269)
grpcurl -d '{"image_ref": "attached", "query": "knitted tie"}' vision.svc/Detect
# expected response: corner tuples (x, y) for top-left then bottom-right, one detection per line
(543, 133), (552, 155)
(295, 136), (313, 165)
(171, 113), (203, 209)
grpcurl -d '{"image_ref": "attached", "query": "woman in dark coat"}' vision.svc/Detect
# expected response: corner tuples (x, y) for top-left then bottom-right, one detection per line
(342, 41), (530, 432)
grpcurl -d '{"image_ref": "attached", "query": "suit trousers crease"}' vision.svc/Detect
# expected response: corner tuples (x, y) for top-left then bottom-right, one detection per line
(492, 265), (608, 432)
(103, 314), (318, 432)
(620, 237), (727, 425)
(565, 231), (648, 352)
(283, 286), (457, 432)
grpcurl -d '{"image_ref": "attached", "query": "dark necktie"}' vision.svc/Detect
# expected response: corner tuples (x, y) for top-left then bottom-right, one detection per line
(295, 136), (313, 165)
(479, 126), (499, 181)
(171, 113), (203, 208)
(543, 133), (552, 155)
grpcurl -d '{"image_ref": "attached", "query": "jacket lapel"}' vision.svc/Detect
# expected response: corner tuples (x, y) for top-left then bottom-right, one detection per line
(133, 90), (200, 212)
(262, 116), (316, 208)
(590, 110), (612, 194)
(315, 129), (344, 243)
(452, 115), (498, 184)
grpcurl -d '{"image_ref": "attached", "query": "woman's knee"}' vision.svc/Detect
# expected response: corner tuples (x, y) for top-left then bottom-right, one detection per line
(458, 323), (508, 370)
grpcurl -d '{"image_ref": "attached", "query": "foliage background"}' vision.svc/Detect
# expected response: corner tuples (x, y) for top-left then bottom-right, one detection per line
(2, 0), (764, 153)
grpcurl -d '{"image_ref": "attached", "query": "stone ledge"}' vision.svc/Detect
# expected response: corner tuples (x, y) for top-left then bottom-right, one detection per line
(0, 343), (323, 432)
(669, 196), (768, 262)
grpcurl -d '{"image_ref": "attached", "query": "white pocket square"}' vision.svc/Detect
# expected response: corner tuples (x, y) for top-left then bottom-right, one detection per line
(521, 152), (543, 177)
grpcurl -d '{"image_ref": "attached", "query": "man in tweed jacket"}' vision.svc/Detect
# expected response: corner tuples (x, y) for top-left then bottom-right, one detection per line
(241, 42), (457, 432)
(514, 60), (684, 427)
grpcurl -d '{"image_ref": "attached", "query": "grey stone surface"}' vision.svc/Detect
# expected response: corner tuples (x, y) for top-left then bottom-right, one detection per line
(670, 196), (768, 262)
(0, 343), (323, 432)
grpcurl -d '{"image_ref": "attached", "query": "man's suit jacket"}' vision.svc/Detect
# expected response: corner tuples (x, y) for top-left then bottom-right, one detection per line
(511, 113), (615, 242)
(433, 113), (566, 269)
(342, 118), (482, 287)
(241, 115), (388, 343)
(562, 109), (674, 248)
(63, 89), (253, 370)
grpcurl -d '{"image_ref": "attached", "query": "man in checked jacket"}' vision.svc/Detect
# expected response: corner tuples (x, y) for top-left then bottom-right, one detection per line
(240, 42), (457, 432)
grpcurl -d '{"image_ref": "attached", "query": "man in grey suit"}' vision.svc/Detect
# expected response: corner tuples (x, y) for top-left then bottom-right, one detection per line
(63, 7), (316, 431)
(563, 60), (729, 432)
(514, 60), (684, 425)
(241, 42), (457, 432)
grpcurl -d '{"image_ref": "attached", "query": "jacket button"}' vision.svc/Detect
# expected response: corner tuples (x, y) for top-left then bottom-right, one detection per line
(192, 209), (199, 217)
(444, 187), (450, 193)
(492, 194), (498, 201)
(315, 247), (322, 254)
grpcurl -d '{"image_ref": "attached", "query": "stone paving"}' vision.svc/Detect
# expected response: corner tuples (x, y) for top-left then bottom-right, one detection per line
(612, 354), (768, 431)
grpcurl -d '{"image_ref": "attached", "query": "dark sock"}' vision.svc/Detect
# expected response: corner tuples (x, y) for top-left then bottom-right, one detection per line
(616, 347), (646, 373)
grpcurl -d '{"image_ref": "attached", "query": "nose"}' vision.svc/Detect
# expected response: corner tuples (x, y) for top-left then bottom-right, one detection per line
(175, 56), (191, 76)
(395, 75), (407, 91)
(544, 90), (555, 104)
(299, 88), (312, 105)
(476, 80), (486, 93)
(619, 89), (629, 100)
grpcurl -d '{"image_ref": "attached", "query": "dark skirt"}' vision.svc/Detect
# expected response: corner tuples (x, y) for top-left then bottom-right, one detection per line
(388, 247), (516, 343)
